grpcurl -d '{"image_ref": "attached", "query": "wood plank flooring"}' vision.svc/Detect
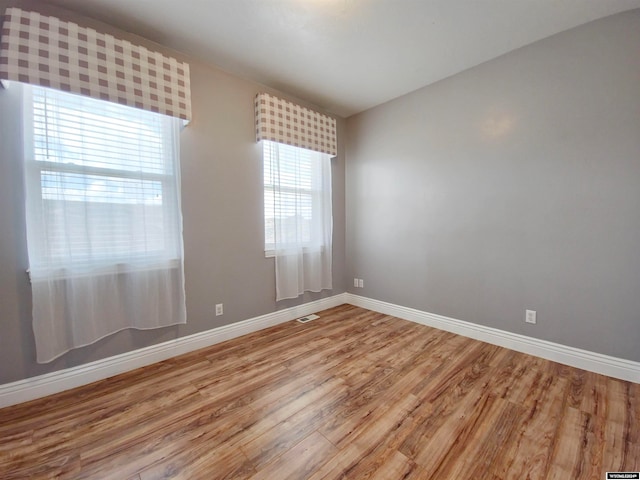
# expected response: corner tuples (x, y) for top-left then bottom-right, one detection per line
(0, 305), (638, 479)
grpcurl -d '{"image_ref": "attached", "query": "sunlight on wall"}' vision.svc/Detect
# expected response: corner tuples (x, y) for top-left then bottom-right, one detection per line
(480, 110), (517, 141)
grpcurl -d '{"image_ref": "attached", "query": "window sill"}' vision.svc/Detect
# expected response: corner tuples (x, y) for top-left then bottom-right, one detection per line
(26, 258), (181, 282)
(264, 246), (325, 258)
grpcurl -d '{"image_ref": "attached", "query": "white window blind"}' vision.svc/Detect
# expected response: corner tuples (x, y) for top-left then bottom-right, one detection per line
(262, 140), (332, 301)
(263, 140), (322, 252)
(22, 84), (187, 363)
(24, 85), (182, 276)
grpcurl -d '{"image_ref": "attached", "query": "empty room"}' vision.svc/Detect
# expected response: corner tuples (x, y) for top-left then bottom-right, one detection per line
(0, 0), (639, 478)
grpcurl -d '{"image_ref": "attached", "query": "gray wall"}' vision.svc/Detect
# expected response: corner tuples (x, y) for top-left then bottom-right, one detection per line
(346, 10), (640, 362)
(0, 0), (346, 384)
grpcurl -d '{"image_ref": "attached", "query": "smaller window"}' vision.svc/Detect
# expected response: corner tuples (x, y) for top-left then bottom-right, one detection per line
(263, 140), (330, 256)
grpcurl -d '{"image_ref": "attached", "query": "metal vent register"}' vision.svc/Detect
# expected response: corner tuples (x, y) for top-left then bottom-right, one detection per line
(296, 314), (320, 324)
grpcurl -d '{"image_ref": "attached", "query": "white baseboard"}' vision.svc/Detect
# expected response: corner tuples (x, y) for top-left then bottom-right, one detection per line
(2, 291), (638, 408)
(0, 293), (348, 408)
(345, 293), (640, 383)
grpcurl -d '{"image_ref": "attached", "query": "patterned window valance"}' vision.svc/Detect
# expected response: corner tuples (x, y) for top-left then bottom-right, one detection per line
(0, 8), (191, 121)
(255, 93), (337, 157)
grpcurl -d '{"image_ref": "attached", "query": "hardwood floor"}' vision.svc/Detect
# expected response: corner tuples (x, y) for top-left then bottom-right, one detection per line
(0, 305), (638, 479)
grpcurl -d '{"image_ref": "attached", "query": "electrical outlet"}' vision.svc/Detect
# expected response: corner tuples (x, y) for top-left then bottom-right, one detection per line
(354, 278), (359, 287)
(358, 279), (364, 288)
(215, 303), (223, 316)
(525, 309), (536, 324)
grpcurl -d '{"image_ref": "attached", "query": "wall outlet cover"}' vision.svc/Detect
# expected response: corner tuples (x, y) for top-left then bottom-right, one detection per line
(525, 309), (536, 324)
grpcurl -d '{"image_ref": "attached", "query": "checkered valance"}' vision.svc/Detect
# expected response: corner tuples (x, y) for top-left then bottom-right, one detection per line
(0, 8), (191, 121)
(255, 93), (337, 157)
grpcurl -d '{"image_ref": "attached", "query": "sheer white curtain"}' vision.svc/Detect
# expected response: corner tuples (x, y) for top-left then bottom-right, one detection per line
(263, 141), (332, 301)
(22, 84), (187, 363)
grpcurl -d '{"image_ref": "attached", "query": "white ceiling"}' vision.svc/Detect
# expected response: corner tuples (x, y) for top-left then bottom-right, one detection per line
(44, 0), (640, 117)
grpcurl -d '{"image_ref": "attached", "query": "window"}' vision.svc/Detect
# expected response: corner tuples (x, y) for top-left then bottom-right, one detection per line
(262, 139), (333, 301)
(255, 93), (335, 301)
(21, 84), (187, 364)
(263, 140), (330, 255)
(23, 84), (183, 276)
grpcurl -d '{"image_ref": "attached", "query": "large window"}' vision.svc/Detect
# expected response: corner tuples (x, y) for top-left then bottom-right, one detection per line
(23, 84), (183, 276)
(263, 140), (330, 255)
(22, 84), (187, 363)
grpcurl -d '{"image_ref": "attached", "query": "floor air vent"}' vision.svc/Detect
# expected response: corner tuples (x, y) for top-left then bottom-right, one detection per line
(296, 314), (319, 324)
